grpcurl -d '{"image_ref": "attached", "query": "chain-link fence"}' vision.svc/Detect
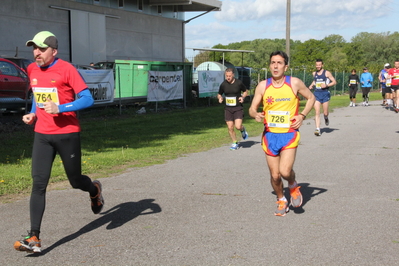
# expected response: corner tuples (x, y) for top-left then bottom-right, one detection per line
(188, 52), (382, 98)
(250, 68), (381, 96)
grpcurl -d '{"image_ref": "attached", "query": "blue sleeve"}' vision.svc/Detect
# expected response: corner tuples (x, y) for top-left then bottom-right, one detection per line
(58, 89), (94, 113)
(30, 97), (37, 114)
(360, 74), (365, 84)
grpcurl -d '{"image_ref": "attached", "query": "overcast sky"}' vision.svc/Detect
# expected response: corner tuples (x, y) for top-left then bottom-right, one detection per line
(184, 0), (396, 59)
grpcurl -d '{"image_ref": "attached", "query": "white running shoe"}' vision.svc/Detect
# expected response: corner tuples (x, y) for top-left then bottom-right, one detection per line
(136, 107), (146, 114)
(230, 143), (239, 150)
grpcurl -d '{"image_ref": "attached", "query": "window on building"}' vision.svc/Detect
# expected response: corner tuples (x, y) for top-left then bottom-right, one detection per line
(118, 0), (124, 8)
(157, 5), (162, 15)
(138, 0), (143, 11)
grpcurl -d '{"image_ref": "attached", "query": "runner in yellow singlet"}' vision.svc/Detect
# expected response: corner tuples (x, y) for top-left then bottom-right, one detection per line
(249, 51), (315, 216)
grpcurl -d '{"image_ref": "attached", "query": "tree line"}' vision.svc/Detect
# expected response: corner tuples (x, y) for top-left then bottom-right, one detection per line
(192, 32), (399, 75)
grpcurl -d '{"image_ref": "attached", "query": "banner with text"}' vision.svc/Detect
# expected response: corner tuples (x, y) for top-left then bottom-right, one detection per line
(78, 69), (114, 105)
(147, 70), (183, 102)
(198, 71), (225, 98)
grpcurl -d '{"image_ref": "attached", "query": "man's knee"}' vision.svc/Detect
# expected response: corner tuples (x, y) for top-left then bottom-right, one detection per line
(31, 177), (48, 195)
(280, 169), (293, 179)
(69, 175), (91, 191)
(270, 174), (282, 184)
(235, 124), (242, 130)
(226, 121), (234, 130)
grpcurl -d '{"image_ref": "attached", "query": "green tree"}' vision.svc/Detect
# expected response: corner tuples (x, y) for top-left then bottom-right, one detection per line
(293, 39), (328, 70)
(193, 51), (210, 68)
(323, 34), (346, 48)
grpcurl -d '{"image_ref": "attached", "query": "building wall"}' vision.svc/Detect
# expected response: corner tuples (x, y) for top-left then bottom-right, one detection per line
(0, 0), (184, 64)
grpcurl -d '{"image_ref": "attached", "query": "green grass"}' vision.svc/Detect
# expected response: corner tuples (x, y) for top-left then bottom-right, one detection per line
(0, 92), (382, 198)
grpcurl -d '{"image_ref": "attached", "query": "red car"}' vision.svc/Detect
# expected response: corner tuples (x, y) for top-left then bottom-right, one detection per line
(0, 58), (30, 99)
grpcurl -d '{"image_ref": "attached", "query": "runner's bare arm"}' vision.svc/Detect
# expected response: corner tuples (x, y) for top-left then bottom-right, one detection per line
(239, 88), (248, 103)
(326, 71), (337, 87)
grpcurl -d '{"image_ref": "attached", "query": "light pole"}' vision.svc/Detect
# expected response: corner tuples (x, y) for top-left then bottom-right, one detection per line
(262, 68), (267, 80)
(286, 0), (291, 60)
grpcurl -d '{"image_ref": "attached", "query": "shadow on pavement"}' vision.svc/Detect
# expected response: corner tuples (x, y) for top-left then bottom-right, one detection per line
(291, 183), (327, 214)
(240, 140), (261, 148)
(29, 199), (161, 256)
(321, 128), (339, 134)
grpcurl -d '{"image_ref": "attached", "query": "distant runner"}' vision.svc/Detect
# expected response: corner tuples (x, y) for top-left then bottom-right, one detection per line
(360, 67), (373, 107)
(218, 68), (248, 150)
(308, 59), (337, 136)
(348, 69), (360, 107)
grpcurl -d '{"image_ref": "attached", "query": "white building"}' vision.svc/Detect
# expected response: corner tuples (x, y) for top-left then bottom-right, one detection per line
(1, 0), (221, 65)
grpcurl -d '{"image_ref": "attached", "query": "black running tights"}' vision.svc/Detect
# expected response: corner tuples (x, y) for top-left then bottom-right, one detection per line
(349, 85), (358, 99)
(30, 132), (96, 233)
(361, 87), (371, 101)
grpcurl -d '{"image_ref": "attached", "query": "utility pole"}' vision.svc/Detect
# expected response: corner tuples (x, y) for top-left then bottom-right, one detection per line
(286, 0), (291, 61)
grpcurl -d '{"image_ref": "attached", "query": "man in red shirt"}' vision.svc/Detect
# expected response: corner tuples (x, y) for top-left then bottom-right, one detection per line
(14, 31), (104, 254)
(387, 60), (399, 112)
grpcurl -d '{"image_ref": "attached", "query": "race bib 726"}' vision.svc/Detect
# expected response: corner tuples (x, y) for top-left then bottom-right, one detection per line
(267, 110), (290, 128)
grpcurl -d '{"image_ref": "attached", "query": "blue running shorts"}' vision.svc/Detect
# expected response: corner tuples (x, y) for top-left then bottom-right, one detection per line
(262, 131), (300, 156)
(314, 89), (331, 103)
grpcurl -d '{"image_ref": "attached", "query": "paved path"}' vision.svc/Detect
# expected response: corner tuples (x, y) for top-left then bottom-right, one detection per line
(1, 101), (398, 265)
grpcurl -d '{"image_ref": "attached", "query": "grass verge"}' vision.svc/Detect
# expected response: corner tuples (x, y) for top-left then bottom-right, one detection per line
(0, 92), (382, 200)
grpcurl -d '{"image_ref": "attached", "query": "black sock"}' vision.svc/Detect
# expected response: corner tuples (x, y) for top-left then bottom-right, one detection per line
(30, 230), (40, 239)
(89, 183), (99, 197)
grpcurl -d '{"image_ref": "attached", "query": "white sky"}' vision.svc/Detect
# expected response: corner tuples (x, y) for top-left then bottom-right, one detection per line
(184, 0), (396, 59)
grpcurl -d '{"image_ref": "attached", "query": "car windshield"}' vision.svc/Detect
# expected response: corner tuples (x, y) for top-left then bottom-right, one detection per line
(93, 62), (114, 69)
(0, 61), (19, 76)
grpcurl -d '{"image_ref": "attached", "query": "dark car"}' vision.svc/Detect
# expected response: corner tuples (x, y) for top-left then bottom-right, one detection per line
(0, 58), (30, 99)
(93, 61), (114, 69)
(4, 57), (34, 73)
(72, 63), (96, 70)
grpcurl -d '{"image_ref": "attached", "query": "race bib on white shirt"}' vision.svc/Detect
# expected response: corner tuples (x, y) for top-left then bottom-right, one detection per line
(315, 77), (329, 89)
(33, 87), (60, 108)
(225, 96), (237, 106)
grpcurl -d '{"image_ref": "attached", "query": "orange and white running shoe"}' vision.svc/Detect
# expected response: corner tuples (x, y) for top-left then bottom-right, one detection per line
(274, 200), (289, 216)
(14, 235), (41, 253)
(290, 186), (303, 208)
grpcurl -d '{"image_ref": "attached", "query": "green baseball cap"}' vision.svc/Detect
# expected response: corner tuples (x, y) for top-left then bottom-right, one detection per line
(26, 31), (58, 49)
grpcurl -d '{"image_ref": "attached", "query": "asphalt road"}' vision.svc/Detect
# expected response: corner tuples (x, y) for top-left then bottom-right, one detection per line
(1, 100), (398, 265)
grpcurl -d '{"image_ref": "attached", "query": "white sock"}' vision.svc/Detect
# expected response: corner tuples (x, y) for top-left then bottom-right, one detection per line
(279, 196), (287, 202)
(288, 181), (298, 189)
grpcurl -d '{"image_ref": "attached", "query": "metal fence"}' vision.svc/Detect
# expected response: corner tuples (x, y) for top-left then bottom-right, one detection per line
(0, 65), (382, 115)
(253, 69), (381, 96)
